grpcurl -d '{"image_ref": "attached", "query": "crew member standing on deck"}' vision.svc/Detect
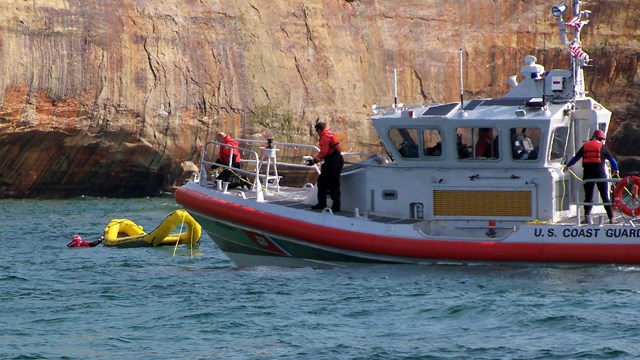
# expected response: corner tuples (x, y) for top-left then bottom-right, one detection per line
(564, 129), (619, 224)
(309, 122), (344, 213)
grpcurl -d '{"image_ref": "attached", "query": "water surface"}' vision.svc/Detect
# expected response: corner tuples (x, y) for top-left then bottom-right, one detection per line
(1, 198), (639, 359)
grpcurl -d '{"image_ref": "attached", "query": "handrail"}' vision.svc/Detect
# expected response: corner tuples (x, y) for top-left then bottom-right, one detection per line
(235, 139), (321, 175)
(577, 178), (620, 206)
(200, 139), (384, 190)
(574, 177), (621, 225)
(201, 139), (326, 190)
(237, 138), (321, 154)
(201, 141), (261, 189)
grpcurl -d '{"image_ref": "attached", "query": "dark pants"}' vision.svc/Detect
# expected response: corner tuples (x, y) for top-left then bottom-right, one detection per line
(583, 164), (613, 220)
(317, 153), (344, 210)
(215, 161), (247, 190)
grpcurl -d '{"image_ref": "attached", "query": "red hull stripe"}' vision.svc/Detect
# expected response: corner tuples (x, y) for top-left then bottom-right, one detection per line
(176, 187), (640, 264)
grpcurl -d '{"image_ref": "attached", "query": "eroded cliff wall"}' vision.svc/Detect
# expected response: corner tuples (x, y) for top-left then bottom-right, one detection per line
(0, 0), (638, 197)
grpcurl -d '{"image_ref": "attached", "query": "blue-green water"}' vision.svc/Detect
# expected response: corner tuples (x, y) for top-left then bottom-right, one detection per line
(2, 197), (640, 359)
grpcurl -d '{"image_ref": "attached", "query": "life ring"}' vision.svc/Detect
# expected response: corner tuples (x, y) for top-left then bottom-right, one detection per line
(612, 176), (640, 217)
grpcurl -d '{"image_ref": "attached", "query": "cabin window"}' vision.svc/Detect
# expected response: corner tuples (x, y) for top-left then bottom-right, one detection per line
(597, 122), (607, 136)
(510, 127), (541, 160)
(597, 122), (609, 147)
(422, 129), (442, 157)
(549, 126), (569, 161)
(456, 127), (500, 159)
(389, 128), (419, 158)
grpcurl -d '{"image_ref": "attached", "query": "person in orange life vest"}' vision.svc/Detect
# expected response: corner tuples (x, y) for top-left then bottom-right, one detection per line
(563, 129), (619, 224)
(211, 132), (247, 189)
(308, 122), (344, 212)
(67, 234), (103, 248)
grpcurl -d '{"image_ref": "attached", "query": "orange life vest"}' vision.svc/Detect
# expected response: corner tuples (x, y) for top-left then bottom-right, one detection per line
(582, 140), (602, 164)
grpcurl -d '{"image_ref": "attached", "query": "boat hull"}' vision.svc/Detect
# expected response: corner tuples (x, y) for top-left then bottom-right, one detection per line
(176, 184), (640, 267)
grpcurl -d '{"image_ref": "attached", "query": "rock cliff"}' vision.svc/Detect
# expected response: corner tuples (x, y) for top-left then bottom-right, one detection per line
(0, 0), (638, 198)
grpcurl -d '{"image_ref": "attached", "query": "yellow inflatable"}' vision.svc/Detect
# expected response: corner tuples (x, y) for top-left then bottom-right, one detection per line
(103, 209), (202, 248)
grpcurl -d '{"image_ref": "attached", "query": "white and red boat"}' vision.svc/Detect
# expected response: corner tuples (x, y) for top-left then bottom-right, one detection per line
(176, 1), (640, 267)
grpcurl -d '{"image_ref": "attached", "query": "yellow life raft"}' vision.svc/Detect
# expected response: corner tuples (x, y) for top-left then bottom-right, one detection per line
(103, 209), (202, 248)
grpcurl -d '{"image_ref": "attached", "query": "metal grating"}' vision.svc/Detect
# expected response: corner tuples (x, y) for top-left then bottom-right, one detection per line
(433, 190), (532, 217)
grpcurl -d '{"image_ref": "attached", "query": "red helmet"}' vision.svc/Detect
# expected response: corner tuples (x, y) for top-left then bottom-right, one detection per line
(73, 234), (82, 241)
(593, 129), (605, 140)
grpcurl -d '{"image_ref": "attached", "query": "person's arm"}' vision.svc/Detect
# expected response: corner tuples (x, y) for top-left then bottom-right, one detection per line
(602, 146), (619, 174)
(314, 136), (330, 163)
(565, 147), (584, 168)
(88, 236), (103, 247)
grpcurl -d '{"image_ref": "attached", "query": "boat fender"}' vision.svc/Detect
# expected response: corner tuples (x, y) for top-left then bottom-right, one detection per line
(612, 176), (640, 217)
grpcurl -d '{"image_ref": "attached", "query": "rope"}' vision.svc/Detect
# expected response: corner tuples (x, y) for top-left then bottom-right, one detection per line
(173, 211), (187, 257)
(614, 173), (634, 197)
(567, 168), (582, 181)
(221, 168), (312, 201)
(189, 218), (195, 258)
(528, 219), (552, 224)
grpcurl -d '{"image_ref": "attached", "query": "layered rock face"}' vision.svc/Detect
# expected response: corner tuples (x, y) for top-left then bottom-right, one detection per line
(0, 0), (638, 198)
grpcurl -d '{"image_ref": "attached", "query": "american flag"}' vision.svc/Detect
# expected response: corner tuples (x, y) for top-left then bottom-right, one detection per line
(565, 16), (585, 32)
(570, 43), (589, 60)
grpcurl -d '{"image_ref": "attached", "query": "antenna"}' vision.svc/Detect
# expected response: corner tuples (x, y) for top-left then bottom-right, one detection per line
(459, 48), (464, 111)
(393, 68), (398, 110)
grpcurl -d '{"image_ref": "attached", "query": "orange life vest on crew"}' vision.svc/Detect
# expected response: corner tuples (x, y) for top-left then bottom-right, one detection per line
(582, 140), (602, 164)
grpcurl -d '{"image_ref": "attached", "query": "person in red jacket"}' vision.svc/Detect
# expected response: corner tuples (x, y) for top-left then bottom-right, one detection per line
(67, 234), (103, 248)
(211, 132), (247, 189)
(564, 129), (619, 224)
(309, 122), (344, 212)
(475, 128), (497, 158)
(214, 132), (241, 167)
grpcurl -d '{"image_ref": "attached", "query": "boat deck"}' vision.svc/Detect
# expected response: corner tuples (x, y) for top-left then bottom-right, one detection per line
(269, 197), (423, 224)
(207, 183), (634, 227)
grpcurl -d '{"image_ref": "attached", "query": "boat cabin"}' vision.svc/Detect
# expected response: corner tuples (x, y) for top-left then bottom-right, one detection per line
(341, 56), (612, 224)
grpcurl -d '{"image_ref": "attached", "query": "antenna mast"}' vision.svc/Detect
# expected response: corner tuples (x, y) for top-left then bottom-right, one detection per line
(393, 68), (398, 110)
(553, 0), (590, 100)
(460, 48), (464, 111)
(459, 48), (464, 110)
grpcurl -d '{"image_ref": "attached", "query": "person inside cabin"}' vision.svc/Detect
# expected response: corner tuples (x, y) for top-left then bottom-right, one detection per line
(426, 141), (442, 156)
(475, 128), (497, 158)
(67, 234), (103, 248)
(211, 131), (247, 189)
(308, 121), (344, 213)
(563, 129), (619, 224)
(457, 133), (472, 159)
